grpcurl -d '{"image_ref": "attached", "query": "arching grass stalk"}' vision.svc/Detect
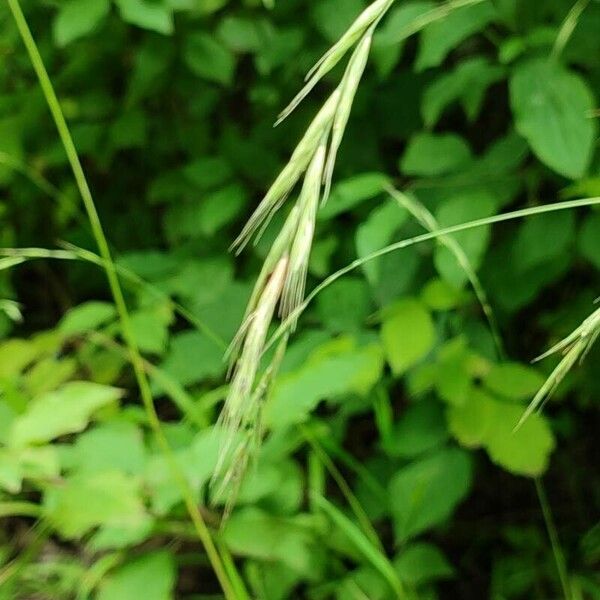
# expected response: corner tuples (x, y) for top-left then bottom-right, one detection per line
(4, 2), (244, 598)
(266, 195), (600, 352)
(388, 186), (505, 358)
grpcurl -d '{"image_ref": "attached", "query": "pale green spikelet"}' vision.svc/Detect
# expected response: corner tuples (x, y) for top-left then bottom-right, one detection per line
(232, 90), (340, 252)
(323, 27), (374, 203)
(276, 0), (394, 124)
(516, 306), (600, 430)
(280, 135), (328, 324)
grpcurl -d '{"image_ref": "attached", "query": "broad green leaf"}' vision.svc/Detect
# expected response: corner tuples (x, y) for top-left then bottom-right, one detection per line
(311, 0), (364, 43)
(115, 0), (173, 35)
(484, 362), (545, 402)
(384, 399), (448, 458)
(448, 390), (555, 476)
(355, 199), (410, 297)
(98, 551), (175, 600)
(184, 33), (236, 86)
(44, 470), (150, 539)
(400, 133), (472, 177)
(416, 1), (496, 70)
(9, 382), (122, 447)
(485, 401), (555, 476)
(316, 278), (370, 333)
(160, 330), (223, 387)
(389, 447), (472, 541)
(510, 58), (597, 179)
(59, 301), (116, 335)
(434, 190), (496, 288)
(0, 338), (40, 379)
(319, 173), (389, 220)
(217, 16), (266, 53)
(68, 422), (146, 475)
(394, 543), (454, 585)
(266, 336), (384, 429)
(421, 278), (463, 311)
(422, 58), (504, 127)
(434, 338), (475, 406)
(513, 211), (575, 272)
(381, 298), (435, 376)
(0, 446), (59, 493)
(53, 0), (110, 46)
(130, 305), (172, 355)
(447, 388), (495, 447)
(222, 507), (318, 575)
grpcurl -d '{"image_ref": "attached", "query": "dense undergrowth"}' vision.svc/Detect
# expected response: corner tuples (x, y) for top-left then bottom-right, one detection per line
(0, 0), (599, 598)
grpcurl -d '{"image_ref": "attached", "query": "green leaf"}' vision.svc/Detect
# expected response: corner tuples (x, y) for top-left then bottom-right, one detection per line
(448, 390), (555, 476)
(355, 199), (410, 295)
(319, 172), (389, 220)
(184, 32), (236, 86)
(383, 399), (448, 458)
(98, 551), (176, 600)
(484, 362), (545, 402)
(389, 447), (472, 541)
(381, 298), (435, 376)
(400, 133), (472, 177)
(394, 543), (454, 585)
(53, 0), (110, 46)
(160, 330), (223, 387)
(222, 507), (318, 575)
(44, 470), (150, 539)
(434, 190), (496, 288)
(316, 278), (370, 333)
(416, 1), (496, 70)
(447, 388), (496, 447)
(510, 58), (597, 179)
(130, 304), (172, 355)
(266, 336), (384, 429)
(485, 401), (555, 476)
(9, 382), (122, 447)
(422, 57), (504, 127)
(311, 0), (364, 43)
(513, 211), (575, 272)
(68, 422), (146, 475)
(115, 0), (173, 34)
(59, 301), (116, 335)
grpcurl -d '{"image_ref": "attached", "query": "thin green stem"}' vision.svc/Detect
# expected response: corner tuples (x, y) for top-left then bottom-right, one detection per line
(5, 2), (242, 597)
(299, 424), (383, 550)
(552, 0), (590, 60)
(535, 478), (572, 600)
(266, 196), (600, 351)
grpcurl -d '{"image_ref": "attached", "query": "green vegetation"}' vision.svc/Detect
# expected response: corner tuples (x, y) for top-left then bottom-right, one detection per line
(0, 0), (599, 598)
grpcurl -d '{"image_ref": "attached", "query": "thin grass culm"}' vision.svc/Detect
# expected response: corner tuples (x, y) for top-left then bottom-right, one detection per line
(5, 2), (244, 598)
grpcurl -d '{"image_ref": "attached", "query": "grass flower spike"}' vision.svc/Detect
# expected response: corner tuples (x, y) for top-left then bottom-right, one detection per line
(517, 306), (600, 430)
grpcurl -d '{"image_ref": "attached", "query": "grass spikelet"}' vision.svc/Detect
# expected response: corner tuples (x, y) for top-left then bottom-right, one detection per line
(232, 90), (340, 252)
(323, 28), (374, 203)
(516, 306), (600, 430)
(276, 0), (394, 125)
(280, 135), (328, 324)
(216, 257), (288, 468)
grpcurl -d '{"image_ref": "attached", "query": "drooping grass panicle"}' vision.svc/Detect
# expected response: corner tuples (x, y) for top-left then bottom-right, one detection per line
(516, 306), (600, 430)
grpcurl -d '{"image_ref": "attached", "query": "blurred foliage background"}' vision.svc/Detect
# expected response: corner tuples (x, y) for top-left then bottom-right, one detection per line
(0, 0), (599, 598)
